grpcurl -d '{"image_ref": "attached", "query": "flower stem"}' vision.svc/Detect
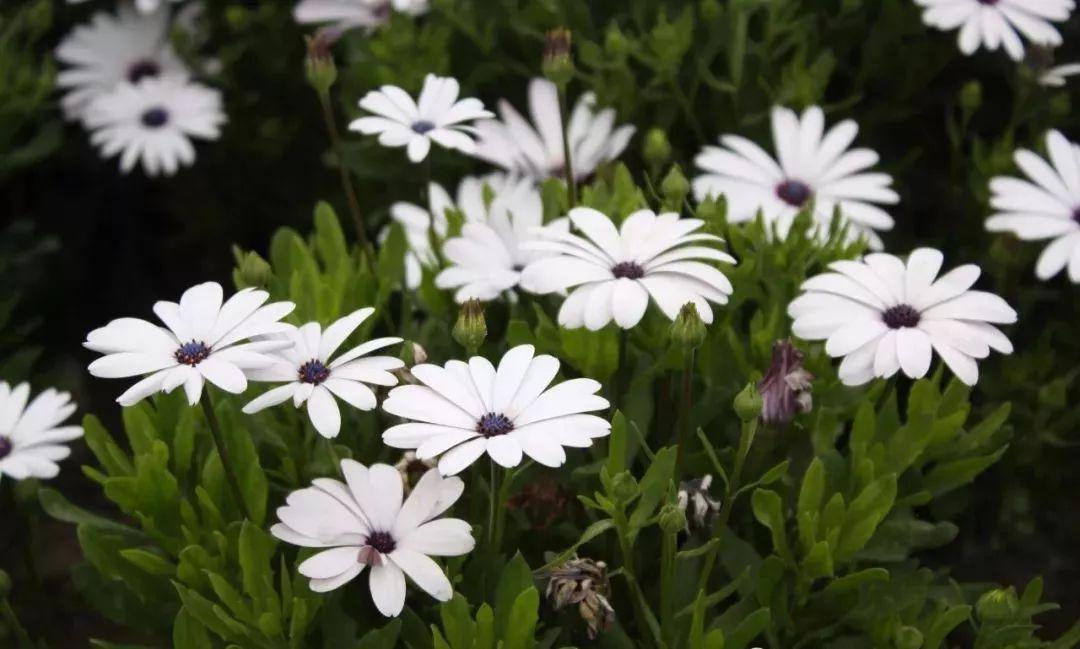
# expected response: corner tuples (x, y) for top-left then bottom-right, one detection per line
(0, 596), (31, 647)
(612, 328), (630, 413)
(316, 89), (369, 250)
(696, 417), (757, 593)
(675, 349), (695, 480)
(487, 461), (500, 552)
(200, 391), (251, 521)
(556, 85), (578, 207)
(614, 510), (662, 648)
(324, 437), (343, 478)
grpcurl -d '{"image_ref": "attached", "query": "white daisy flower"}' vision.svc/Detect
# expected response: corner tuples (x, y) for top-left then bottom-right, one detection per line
(520, 208), (736, 330)
(272, 460), (473, 617)
(349, 75), (493, 163)
(788, 248), (1017, 386)
(382, 344), (611, 475)
(435, 174), (569, 302)
(83, 75), (225, 176)
(67, 0), (186, 14)
(0, 383), (83, 482)
(693, 106), (899, 249)
(84, 281), (296, 407)
(242, 309), (404, 439)
(472, 78), (635, 182)
(55, 4), (186, 121)
(914, 0), (1074, 61)
(388, 182), (454, 290)
(987, 130), (1080, 282)
(293, 0), (429, 34)
(1040, 62), (1080, 86)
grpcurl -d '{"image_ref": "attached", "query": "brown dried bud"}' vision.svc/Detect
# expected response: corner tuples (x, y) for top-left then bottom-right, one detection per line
(757, 340), (813, 425)
(545, 556), (615, 639)
(542, 28), (574, 87)
(304, 33), (337, 95)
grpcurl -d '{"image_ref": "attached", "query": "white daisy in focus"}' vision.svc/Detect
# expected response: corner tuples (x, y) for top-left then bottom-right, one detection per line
(914, 0), (1074, 61)
(0, 383), (83, 482)
(84, 75), (225, 176)
(293, 0), (429, 34)
(987, 130), (1080, 282)
(55, 4), (186, 121)
(272, 460), (473, 617)
(521, 208), (736, 330)
(382, 344), (610, 475)
(1040, 62), (1080, 86)
(436, 175), (569, 302)
(243, 309), (404, 438)
(349, 75), (493, 163)
(693, 106), (899, 249)
(84, 282), (296, 406)
(788, 248), (1017, 386)
(472, 78), (635, 182)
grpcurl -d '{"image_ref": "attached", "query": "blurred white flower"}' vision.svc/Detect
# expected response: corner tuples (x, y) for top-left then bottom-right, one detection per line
(272, 461), (473, 617)
(472, 78), (635, 182)
(85, 282), (295, 406)
(693, 106), (898, 249)
(293, 0), (428, 34)
(914, 0), (1073, 61)
(0, 383), (83, 482)
(1039, 62), (1080, 86)
(243, 309), (404, 439)
(84, 75), (225, 176)
(987, 130), (1080, 282)
(382, 344), (610, 475)
(349, 75), (492, 163)
(55, 4), (186, 121)
(521, 208), (735, 330)
(388, 181), (453, 290)
(66, 0), (186, 15)
(789, 248), (1016, 386)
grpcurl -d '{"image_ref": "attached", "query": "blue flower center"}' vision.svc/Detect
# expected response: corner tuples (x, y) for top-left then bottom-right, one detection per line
(175, 341), (211, 366)
(0, 436), (12, 459)
(412, 120), (436, 134)
(365, 530), (396, 554)
(882, 304), (921, 329)
(477, 412), (514, 437)
(776, 179), (813, 207)
(611, 261), (645, 279)
(127, 59), (161, 84)
(977, 0), (998, 4)
(141, 107), (169, 129)
(298, 360), (331, 385)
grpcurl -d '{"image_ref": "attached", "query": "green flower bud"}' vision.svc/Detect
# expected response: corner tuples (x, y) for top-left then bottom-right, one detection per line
(658, 503), (687, 534)
(670, 302), (707, 350)
(610, 471), (639, 502)
(233, 250), (273, 289)
(959, 80), (982, 113)
(976, 587), (1020, 623)
(893, 626), (923, 649)
(304, 34), (338, 97)
(453, 299), (487, 353)
(661, 164), (691, 211)
(542, 28), (575, 88)
(733, 382), (764, 422)
(643, 128), (672, 172)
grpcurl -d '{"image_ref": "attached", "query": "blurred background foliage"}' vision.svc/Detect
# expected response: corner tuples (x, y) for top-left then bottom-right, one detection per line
(1, 0), (1079, 645)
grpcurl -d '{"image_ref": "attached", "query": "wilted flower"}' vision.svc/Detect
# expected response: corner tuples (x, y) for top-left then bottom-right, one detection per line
(507, 477), (568, 529)
(757, 340), (813, 425)
(545, 556), (616, 639)
(394, 451), (436, 492)
(677, 475), (722, 531)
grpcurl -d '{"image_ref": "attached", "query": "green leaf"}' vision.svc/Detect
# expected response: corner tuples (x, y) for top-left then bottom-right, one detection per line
(606, 410), (628, 476)
(536, 519), (615, 572)
(121, 549), (175, 576)
(922, 446), (1008, 496)
(439, 594), (474, 649)
(922, 605), (971, 649)
(38, 487), (144, 540)
(836, 474), (897, 560)
(751, 489), (792, 564)
(494, 553), (533, 639)
(799, 541), (833, 582)
(174, 608), (211, 649)
(82, 414), (133, 477)
(725, 607), (770, 649)
(356, 619), (403, 649)
(630, 446), (677, 529)
(796, 457), (825, 552)
(821, 568), (890, 597)
(474, 604), (494, 649)
(502, 587), (539, 649)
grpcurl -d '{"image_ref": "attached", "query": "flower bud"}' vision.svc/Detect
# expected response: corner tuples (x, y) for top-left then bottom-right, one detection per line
(976, 587), (1020, 622)
(453, 298), (487, 352)
(643, 128), (672, 172)
(610, 471), (639, 502)
(661, 164), (691, 211)
(658, 503), (687, 534)
(757, 340), (814, 425)
(894, 626), (924, 649)
(542, 28), (574, 88)
(304, 33), (337, 97)
(958, 80), (982, 113)
(670, 302), (707, 350)
(233, 249), (272, 289)
(733, 382), (763, 422)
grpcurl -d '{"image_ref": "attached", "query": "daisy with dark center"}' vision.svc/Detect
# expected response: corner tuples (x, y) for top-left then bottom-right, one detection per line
(788, 248), (1017, 386)
(382, 344), (610, 475)
(520, 208), (736, 330)
(915, 0), (1074, 61)
(693, 106), (898, 249)
(986, 130), (1080, 283)
(84, 75), (225, 176)
(0, 383), (83, 482)
(272, 461), (473, 617)
(349, 74), (492, 163)
(85, 282), (295, 406)
(243, 309), (404, 439)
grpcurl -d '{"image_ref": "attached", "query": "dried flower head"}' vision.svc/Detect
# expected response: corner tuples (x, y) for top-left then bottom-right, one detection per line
(507, 477), (568, 529)
(677, 474), (722, 531)
(394, 451), (436, 492)
(545, 556), (615, 639)
(757, 340), (813, 425)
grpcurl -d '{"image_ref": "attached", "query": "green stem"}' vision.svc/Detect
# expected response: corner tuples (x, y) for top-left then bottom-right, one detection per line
(200, 391), (251, 521)
(675, 349), (695, 479)
(659, 526), (678, 643)
(317, 90), (368, 251)
(696, 418), (757, 594)
(0, 596), (31, 648)
(614, 511), (662, 648)
(612, 329), (630, 413)
(324, 437), (343, 477)
(487, 462), (500, 552)
(556, 85), (578, 207)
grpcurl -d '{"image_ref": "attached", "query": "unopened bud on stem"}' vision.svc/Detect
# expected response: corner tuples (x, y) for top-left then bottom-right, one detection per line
(542, 28), (574, 88)
(453, 299), (487, 353)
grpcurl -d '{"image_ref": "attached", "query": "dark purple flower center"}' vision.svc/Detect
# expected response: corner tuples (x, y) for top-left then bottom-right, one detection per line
(366, 531), (396, 554)
(611, 261), (645, 279)
(175, 341), (211, 366)
(127, 59), (161, 84)
(776, 179), (813, 207)
(412, 120), (436, 134)
(477, 412), (514, 437)
(298, 359), (331, 385)
(977, 0), (999, 4)
(0, 436), (12, 460)
(882, 304), (921, 329)
(1072, 206), (1080, 224)
(141, 107), (169, 129)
